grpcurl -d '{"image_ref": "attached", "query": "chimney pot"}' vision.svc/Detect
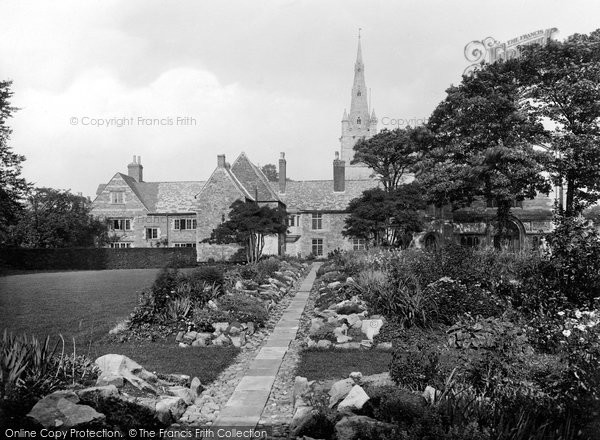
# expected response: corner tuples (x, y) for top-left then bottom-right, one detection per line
(333, 155), (345, 192)
(128, 154), (144, 182)
(137, 155), (141, 165)
(278, 152), (287, 193)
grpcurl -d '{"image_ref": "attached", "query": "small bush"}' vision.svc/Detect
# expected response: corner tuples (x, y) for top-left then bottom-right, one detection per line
(188, 266), (225, 292)
(309, 322), (338, 343)
(192, 308), (231, 332)
(367, 385), (426, 426)
(217, 293), (269, 326)
(255, 257), (281, 281)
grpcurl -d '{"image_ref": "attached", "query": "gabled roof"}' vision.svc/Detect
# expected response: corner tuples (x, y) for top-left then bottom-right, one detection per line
(274, 179), (379, 211)
(196, 165), (255, 202)
(95, 173), (205, 213)
(231, 152), (280, 202)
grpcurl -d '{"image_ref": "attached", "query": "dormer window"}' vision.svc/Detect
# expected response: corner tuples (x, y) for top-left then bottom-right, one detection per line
(357, 90), (361, 96)
(357, 117), (361, 125)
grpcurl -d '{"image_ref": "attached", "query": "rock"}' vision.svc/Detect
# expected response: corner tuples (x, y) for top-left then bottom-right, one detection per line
(338, 385), (370, 411)
(423, 386), (440, 405)
(76, 385), (119, 401)
(352, 319), (363, 329)
(308, 318), (325, 335)
(135, 397), (157, 412)
(229, 334), (246, 348)
(212, 334), (230, 346)
(293, 376), (314, 408)
(327, 281), (342, 290)
(190, 377), (203, 398)
(175, 331), (185, 342)
(335, 415), (397, 440)
(245, 322), (255, 335)
(377, 342), (393, 350)
(27, 391), (105, 428)
(329, 378), (355, 408)
(349, 372), (363, 383)
(361, 319), (384, 341)
(290, 406), (316, 437)
(306, 338), (317, 349)
(178, 342), (189, 348)
(235, 280), (244, 290)
(344, 314), (361, 327)
(95, 354), (159, 393)
(183, 331), (198, 341)
(361, 372), (394, 388)
(336, 335), (352, 344)
(96, 374), (124, 388)
(207, 300), (218, 310)
(212, 322), (229, 334)
(192, 339), (206, 347)
(336, 342), (361, 349)
(327, 316), (339, 324)
(317, 339), (332, 349)
(195, 332), (213, 341)
(168, 386), (194, 405)
(156, 396), (187, 424)
(346, 277), (355, 284)
(359, 340), (373, 349)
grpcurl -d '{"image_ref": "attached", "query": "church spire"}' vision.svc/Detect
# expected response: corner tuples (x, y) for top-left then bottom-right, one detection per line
(339, 31), (378, 175)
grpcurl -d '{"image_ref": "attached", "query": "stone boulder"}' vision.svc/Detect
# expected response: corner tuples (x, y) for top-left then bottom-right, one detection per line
(290, 406), (316, 437)
(190, 377), (204, 398)
(338, 385), (369, 412)
(317, 339), (332, 349)
(95, 354), (158, 393)
(329, 378), (355, 408)
(361, 319), (384, 341)
(335, 415), (397, 440)
(361, 372), (394, 388)
(293, 376), (315, 408)
(76, 385), (119, 402)
(27, 390), (105, 428)
(155, 396), (187, 424)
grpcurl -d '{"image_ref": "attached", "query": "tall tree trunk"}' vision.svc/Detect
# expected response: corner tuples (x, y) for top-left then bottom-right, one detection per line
(496, 200), (512, 249)
(565, 178), (575, 217)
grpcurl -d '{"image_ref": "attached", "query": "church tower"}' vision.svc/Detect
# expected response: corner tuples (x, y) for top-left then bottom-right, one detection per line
(340, 32), (378, 180)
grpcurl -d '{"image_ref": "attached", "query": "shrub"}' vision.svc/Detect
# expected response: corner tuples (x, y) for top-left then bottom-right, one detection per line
(425, 278), (505, 325)
(255, 257), (281, 281)
(239, 264), (259, 280)
(367, 385), (426, 426)
(150, 267), (180, 310)
(217, 293), (269, 326)
(309, 323), (338, 343)
(188, 266), (225, 292)
(193, 308), (231, 332)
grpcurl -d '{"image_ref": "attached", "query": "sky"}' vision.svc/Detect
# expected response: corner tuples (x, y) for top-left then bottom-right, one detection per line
(1, 0), (599, 198)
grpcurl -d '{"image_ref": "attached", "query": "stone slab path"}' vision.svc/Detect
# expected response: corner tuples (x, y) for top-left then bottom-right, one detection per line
(211, 263), (319, 431)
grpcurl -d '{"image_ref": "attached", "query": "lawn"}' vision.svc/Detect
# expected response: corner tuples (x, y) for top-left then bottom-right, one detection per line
(0, 268), (241, 383)
(0, 269), (160, 345)
(296, 349), (393, 381)
(91, 338), (240, 384)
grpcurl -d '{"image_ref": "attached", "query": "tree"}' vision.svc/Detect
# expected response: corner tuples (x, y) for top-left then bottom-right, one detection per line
(261, 164), (278, 182)
(352, 127), (428, 193)
(208, 200), (287, 263)
(418, 59), (551, 240)
(0, 80), (29, 245)
(7, 187), (107, 248)
(343, 183), (426, 248)
(519, 29), (600, 216)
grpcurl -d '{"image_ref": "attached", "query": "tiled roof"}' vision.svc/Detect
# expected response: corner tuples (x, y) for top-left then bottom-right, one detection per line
(231, 152), (280, 202)
(274, 179), (379, 211)
(120, 176), (205, 213)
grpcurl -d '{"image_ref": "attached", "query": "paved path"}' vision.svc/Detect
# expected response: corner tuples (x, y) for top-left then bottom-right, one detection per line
(211, 263), (320, 432)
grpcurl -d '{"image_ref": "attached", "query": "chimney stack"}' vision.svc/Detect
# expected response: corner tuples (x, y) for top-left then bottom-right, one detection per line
(217, 154), (226, 168)
(127, 155), (144, 182)
(333, 151), (345, 192)
(278, 152), (287, 193)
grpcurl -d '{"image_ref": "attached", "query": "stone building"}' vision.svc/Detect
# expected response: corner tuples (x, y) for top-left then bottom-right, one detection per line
(90, 34), (560, 258)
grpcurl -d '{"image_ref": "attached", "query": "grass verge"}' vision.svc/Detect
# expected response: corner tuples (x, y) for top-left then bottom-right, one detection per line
(90, 337), (240, 384)
(296, 348), (392, 381)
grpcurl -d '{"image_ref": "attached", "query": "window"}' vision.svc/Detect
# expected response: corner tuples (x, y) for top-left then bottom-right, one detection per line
(311, 213), (322, 230)
(287, 215), (300, 227)
(357, 90), (362, 96)
(352, 238), (366, 251)
(486, 199), (523, 208)
(174, 218), (197, 230)
(110, 192), (124, 204)
(146, 228), (158, 239)
(356, 117), (362, 125)
(110, 219), (131, 230)
(460, 235), (481, 248)
(174, 243), (196, 248)
(312, 238), (323, 256)
(110, 242), (131, 248)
